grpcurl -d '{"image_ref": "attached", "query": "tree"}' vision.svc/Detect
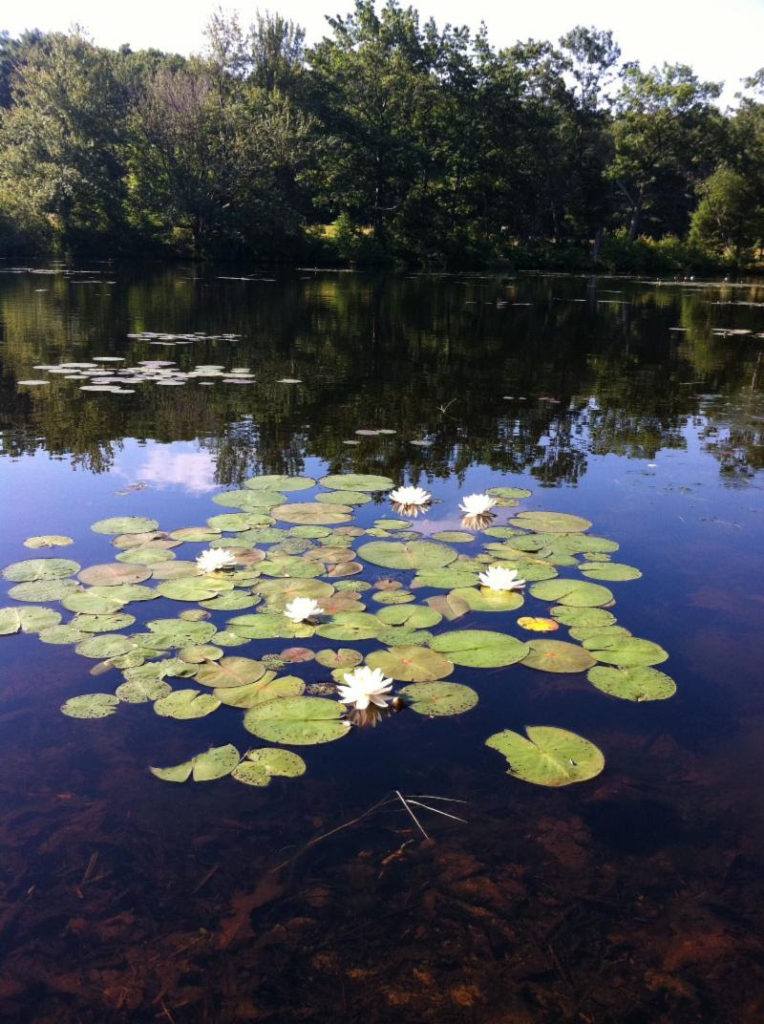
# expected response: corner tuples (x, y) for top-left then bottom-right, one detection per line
(689, 165), (762, 264)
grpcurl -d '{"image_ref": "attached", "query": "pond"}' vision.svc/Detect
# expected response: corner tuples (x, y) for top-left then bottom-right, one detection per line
(0, 264), (762, 1023)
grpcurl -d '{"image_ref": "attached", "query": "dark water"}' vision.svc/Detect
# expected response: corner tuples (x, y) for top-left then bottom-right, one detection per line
(0, 264), (762, 1023)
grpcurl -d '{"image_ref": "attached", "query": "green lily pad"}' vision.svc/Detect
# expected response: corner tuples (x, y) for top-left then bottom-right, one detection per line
(400, 682), (478, 716)
(365, 645), (454, 682)
(549, 606), (617, 628)
(530, 579), (614, 608)
(192, 743), (241, 781)
(2, 558), (80, 582)
(61, 693), (120, 719)
(567, 625), (632, 643)
(486, 726), (605, 786)
(212, 489), (286, 510)
(258, 555), (324, 579)
(206, 513), (257, 532)
(255, 578), (334, 611)
(372, 589), (415, 605)
(71, 612), (136, 633)
(431, 531), (474, 543)
(243, 747), (307, 776)
(411, 569), (480, 590)
(583, 636), (669, 667)
(316, 490), (372, 505)
(74, 634), (135, 659)
(243, 696), (351, 745)
(587, 666), (677, 701)
(319, 474), (395, 492)
(169, 526), (223, 543)
(424, 593), (469, 621)
(449, 586), (524, 612)
(290, 526), (333, 539)
(146, 618), (217, 644)
(579, 562), (643, 582)
(486, 486), (532, 500)
(178, 644), (223, 664)
(376, 605), (442, 629)
(0, 606), (62, 635)
(518, 533), (619, 555)
(78, 563), (152, 587)
(199, 591), (259, 611)
(39, 624), (89, 644)
(155, 578), (221, 602)
(243, 474), (315, 491)
(91, 516), (159, 535)
(377, 628), (434, 647)
(324, 561), (363, 578)
(153, 690), (221, 719)
(230, 762), (270, 786)
(321, 593), (366, 614)
(227, 612), (314, 640)
(483, 526), (524, 538)
(315, 648), (363, 669)
(95, 583), (157, 603)
(61, 591), (127, 615)
(8, 578), (80, 602)
(358, 541), (458, 572)
(315, 612), (384, 641)
(215, 674), (304, 708)
(116, 676), (172, 703)
(520, 640), (596, 673)
(196, 657), (266, 688)
(429, 630), (530, 668)
(273, 503), (353, 525)
(149, 560), (198, 579)
(24, 535), (74, 549)
(115, 547), (175, 566)
(510, 511), (592, 533)
(149, 759), (193, 783)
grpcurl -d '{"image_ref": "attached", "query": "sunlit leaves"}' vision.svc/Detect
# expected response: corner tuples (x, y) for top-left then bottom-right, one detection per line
(486, 726), (605, 786)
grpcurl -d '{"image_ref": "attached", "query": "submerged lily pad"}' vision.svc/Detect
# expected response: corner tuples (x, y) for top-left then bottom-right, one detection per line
(366, 646), (454, 682)
(520, 640), (596, 673)
(91, 516), (159, 535)
(486, 726), (605, 786)
(319, 474), (395, 492)
(358, 541), (457, 572)
(2, 558), (80, 582)
(429, 630), (530, 668)
(587, 666), (677, 701)
(243, 696), (351, 745)
(530, 579), (614, 608)
(61, 693), (120, 719)
(400, 682), (478, 716)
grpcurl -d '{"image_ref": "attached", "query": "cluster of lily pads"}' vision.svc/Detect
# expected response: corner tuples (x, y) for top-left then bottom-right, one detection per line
(0, 472), (675, 790)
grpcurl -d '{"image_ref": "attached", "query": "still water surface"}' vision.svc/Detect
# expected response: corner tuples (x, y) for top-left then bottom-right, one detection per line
(0, 265), (762, 1022)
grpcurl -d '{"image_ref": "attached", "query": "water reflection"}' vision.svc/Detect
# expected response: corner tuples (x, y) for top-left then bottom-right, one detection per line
(1, 268), (762, 484)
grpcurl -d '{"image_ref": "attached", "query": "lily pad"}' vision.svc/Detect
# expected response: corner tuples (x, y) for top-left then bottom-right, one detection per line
(149, 759), (193, 783)
(530, 579), (614, 608)
(2, 558), (80, 582)
(520, 640), (596, 673)
(579, 562), (643, 582)
(315, 648), (363, 669)
(411, 569), (480, 590)
(192, 744), (241, 781)
(273, 503), (353, 525)
(116, 677), (172, 703)
(227, 612), (314, 640)
(510, 511), (592, 533)
(153, 690), (221, 719)
(366, 646), (454, 682)
(431, 531), (474, 543)
(243, 696), (351, 745)
(400, 682), (478, 716)
(516, 617), (559, 632)
(485, 726), (605, 786)
(549, 606), (617, 628)
(425, 593), (469, 621)
(78, 563), (152, 586)
(0, 606), (62, 635)
(8, 578), (80, 602)
(61, 693), (120, 719)
(486, 486), (532, 500)
(429, 630), (530, 668)
(196, 657), (266, 688)
(146, 618), (218, 644)
(376, 605), (442, 629)
(23, 535), (74, 549)
(39, 624), (89, 645)
(230, 762), (270, 787)
(583, 636), (669, 667)
(315, 612), (384, 641)
(212, 489), (286, 510)
(91, 516), (159, 535)
(358, 541), (457, 572)
(587, 666), (677, 701)
(155, 578), (222, 602)
(449, 586), (524, 612)
(319, 474), (395, 492)
(316, 490), (371, 505)
(71, 612), (136, 633)
(75, 634), (135, 659)
(199, 591), (259, 611)
(215, 674), (304, 708)
(243, 474), (315, 491)
(372, 589), (415, 605)
(243, 747), (307, 776)
(61, 591), (127, 615)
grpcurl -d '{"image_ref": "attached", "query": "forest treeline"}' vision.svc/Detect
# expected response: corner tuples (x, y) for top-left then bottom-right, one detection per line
(0, 1), (762, 271)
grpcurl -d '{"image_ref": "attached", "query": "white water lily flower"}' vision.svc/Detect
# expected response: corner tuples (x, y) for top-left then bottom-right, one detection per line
(196, 547), (236, 573)
(336, 665), (394, 711)
(459, 493), (497, 517)
(284, 596), (324, 623)
(478, 564), (526, 591)
(390, 485), (431, 507)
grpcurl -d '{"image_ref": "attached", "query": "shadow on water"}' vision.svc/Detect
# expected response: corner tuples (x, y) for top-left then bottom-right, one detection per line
(0, 265), (762, 1022)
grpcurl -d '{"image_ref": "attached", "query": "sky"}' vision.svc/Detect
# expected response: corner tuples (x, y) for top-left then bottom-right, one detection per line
(3, 0), (763, 106)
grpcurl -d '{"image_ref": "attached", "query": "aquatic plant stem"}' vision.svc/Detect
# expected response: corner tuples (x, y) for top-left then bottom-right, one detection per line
(395, 789), (430, 840)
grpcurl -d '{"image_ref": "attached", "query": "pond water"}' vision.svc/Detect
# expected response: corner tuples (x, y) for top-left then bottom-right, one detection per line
(0, 264), (762, 1023)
